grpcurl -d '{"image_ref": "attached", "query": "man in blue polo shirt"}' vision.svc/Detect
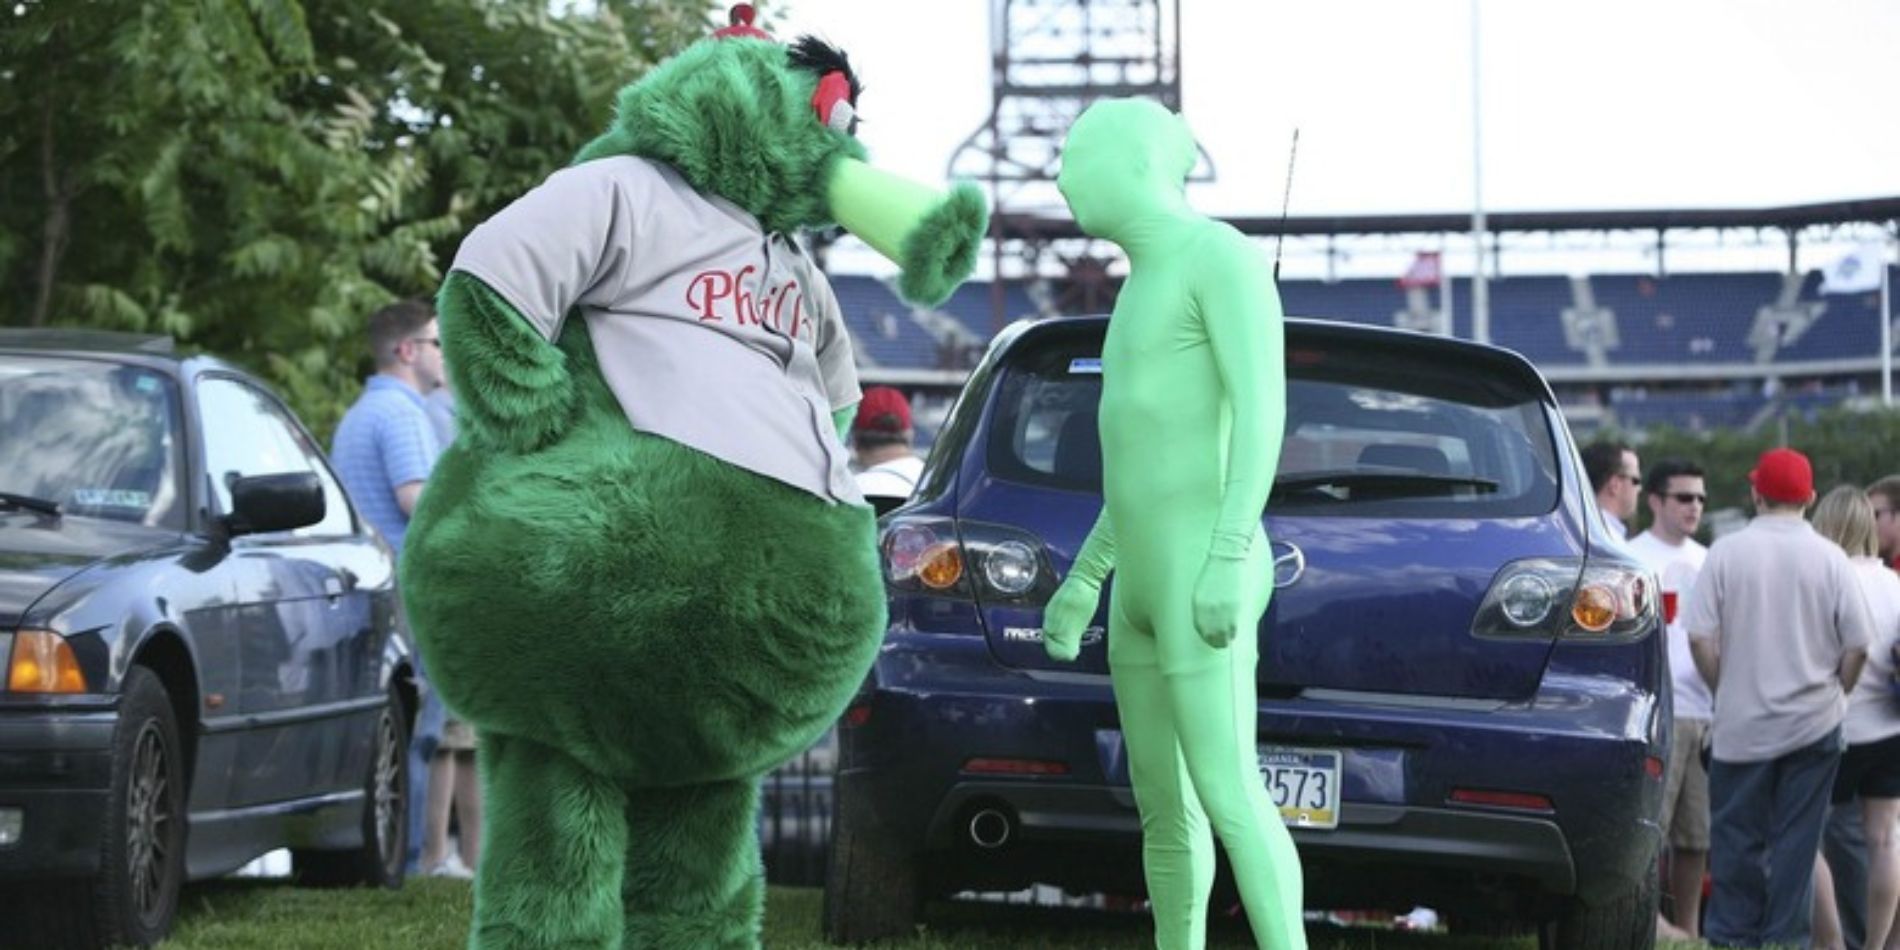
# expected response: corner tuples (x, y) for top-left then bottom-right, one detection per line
(333, 299), (445, 553)
(331, 298), (449, 877)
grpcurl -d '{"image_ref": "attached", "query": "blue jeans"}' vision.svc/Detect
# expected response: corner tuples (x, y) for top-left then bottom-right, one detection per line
(1706, 727), (1845, 949)
(406, 672), (446, 875)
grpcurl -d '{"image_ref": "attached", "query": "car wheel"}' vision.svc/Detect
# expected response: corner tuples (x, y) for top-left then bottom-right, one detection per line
(17, 666), (187, 949)
(1538, 863), (1659, 950)
(293, 689), (408, 888)
(821, 774), (920, 944)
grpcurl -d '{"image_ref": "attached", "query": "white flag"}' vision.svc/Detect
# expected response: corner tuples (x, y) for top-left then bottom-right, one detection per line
(1820, 245), (1886, 295)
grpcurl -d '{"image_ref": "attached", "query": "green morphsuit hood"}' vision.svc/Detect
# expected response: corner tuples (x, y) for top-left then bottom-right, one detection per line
(574, 36), (868, 235)
(1056, 97), (1198, 244)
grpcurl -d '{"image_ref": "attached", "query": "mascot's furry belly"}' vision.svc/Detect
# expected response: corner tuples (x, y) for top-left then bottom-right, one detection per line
(401, 328), (885, 786)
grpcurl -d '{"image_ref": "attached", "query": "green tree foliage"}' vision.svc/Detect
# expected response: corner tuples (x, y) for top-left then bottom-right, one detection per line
(1618, 405), (1900, 537)
(1, 0), (718, 439)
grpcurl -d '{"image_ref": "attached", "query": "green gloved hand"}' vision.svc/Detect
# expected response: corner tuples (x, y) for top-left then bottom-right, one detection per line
(1043, 506), (1119, 662)
(1191, 554), (1249, 649)
(1042, 576), (1100, 662)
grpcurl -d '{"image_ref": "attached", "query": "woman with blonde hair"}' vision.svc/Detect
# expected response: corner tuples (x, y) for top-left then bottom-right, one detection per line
(1812, 485), (1900, 950)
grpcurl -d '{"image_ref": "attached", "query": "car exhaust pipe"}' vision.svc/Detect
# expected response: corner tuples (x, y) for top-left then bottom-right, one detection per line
(967, 807), (1013, 850)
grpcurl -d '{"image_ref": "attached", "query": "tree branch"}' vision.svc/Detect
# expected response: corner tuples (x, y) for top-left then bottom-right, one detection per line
(31, 71), (73, 328)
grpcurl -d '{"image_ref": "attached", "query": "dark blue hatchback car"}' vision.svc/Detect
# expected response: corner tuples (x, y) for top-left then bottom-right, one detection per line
(824, 316), (1667, 948)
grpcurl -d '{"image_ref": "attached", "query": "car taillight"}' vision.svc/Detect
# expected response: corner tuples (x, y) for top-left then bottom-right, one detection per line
(882, 516), (1056, 605)
(885, 519), (966, 593)
(1569, 561), (1657, 638)
(1472, 557), (1658, 644)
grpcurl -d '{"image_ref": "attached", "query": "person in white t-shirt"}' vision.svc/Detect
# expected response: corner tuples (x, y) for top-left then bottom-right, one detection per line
(1686, 448), (1874, 950)
(851, 386), (924, 510)
(1625, 459), (1712, 940)
(1811, 486), (1900, 950)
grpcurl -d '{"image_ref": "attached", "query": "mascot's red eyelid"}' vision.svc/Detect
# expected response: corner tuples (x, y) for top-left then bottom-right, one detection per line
(812, 71), (854, 132)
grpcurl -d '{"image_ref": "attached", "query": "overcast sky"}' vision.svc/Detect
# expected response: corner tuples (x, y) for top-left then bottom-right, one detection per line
(776, 0), (1900, 277)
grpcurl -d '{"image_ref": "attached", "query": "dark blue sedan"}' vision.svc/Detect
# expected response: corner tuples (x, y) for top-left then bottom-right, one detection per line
(0, 330), (416, 949)
(824, 316), (1667, 948)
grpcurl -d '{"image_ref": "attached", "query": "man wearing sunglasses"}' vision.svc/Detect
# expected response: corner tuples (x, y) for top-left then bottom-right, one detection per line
(1626, 459), (1712, 940)
(1582, 440), (1642, 540)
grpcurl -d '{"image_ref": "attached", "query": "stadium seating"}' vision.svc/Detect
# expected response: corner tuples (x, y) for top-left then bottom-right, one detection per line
(832, 275), (938, 367)
(835, 266), (1894, 432)
(1607, 390), (1770, 432)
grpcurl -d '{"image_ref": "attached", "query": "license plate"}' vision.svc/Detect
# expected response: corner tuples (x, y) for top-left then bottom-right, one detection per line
(1259, 746), (1341, 830)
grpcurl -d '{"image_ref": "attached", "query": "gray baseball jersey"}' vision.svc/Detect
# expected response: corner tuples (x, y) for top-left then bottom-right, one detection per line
(450, 155), (865, 506)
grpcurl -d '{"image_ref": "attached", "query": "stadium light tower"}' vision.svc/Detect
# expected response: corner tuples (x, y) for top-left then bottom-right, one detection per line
(949, 0), (1213, 328)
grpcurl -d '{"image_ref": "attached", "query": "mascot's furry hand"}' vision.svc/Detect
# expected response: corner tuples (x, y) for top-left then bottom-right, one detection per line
(439, 272), (576, 453)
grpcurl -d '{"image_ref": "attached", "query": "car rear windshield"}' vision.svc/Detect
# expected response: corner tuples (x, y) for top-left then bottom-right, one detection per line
(0, 353), (186, 529)
(986, 330), (1563, 518)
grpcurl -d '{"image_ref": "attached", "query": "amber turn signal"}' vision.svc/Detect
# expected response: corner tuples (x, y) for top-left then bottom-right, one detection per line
(917, 542), (965, 590)
(8, 630), (88, 694)
(1570, 585), (1617, 633)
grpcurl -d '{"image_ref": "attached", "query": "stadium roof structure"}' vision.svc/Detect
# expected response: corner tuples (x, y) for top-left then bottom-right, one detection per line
(996, 195), (1900, 241)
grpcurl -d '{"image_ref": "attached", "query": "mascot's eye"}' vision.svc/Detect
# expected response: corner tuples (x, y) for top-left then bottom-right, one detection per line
(812, 71), (857, 136)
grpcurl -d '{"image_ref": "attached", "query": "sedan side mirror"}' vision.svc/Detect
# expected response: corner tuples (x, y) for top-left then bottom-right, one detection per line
(225, 472), (325, 537)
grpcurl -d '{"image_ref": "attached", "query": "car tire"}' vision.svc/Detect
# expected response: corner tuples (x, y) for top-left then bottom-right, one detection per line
(1538, 864), (1659, 950)
(14, 666), (188, 949)
(292, 689), (408, 888)
(821, 774), (920, 944)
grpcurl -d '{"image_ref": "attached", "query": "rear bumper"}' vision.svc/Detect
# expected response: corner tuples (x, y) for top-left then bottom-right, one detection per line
(0, 706), (119, 879)
(904, 775), (1573, 893)
(841, 636), (1663, 912)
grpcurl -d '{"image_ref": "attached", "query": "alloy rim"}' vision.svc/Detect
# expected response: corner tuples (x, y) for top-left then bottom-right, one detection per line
(373, 710), (403, 870)
(126, 720), (171, 921)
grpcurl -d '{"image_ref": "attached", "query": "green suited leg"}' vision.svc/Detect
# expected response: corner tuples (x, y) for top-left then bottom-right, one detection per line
(468, 732), (628, 950)
(621, 779), (765, 950)
(1115, 649), (1306, 950)
(1111, 653), (1216, 950)
(1168, 655), (1304, 950)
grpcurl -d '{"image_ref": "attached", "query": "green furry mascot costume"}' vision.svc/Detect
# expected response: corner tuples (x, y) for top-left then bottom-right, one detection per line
(399, 7), (986, 947)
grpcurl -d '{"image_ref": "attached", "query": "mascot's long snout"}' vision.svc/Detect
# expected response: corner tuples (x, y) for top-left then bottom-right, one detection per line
(826, 157), (988, 308)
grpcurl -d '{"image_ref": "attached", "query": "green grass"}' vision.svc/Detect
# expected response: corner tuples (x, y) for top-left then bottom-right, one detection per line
(157, 879), (1715, 948)
(154, 879), (1553, 949)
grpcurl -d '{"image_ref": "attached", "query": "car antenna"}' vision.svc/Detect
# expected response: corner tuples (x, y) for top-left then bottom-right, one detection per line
(1273, 127), (1299, 283)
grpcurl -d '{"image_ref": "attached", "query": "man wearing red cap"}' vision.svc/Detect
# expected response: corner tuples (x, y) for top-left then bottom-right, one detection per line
(1685, 447), (1876, 949)
(851, 386), (924, 504)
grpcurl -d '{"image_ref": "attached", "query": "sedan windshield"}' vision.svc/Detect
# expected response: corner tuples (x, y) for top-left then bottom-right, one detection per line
(0, 353), (186, 529)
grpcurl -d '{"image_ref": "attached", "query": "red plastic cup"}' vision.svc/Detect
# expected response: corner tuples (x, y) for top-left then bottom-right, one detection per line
(1662, 590), (1679, 625)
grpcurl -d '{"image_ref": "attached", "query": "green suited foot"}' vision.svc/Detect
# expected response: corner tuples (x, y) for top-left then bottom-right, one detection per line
(621, 781), (765, 949)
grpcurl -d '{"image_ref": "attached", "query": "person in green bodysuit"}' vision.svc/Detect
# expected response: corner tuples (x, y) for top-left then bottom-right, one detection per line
(1041, 97), (1304, 950)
